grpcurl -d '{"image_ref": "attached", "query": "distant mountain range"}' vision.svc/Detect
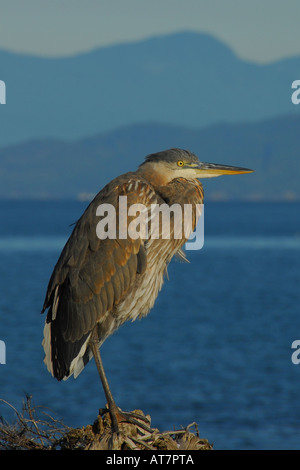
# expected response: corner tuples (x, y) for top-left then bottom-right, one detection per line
(0, 31), (299, 147)
(1, 113), (299, 201)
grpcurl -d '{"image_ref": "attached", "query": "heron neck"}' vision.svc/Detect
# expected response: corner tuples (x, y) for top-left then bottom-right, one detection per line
(156, 178), (204, 207)
(137, 166), (204, 206)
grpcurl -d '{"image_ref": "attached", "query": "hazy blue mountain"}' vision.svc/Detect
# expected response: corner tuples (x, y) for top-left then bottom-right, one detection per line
(0, 31), (299, 147)
(1, 113), (299, 201)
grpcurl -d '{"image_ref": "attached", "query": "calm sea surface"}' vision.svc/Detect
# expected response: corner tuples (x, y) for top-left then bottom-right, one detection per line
(0, 200), (299, 450)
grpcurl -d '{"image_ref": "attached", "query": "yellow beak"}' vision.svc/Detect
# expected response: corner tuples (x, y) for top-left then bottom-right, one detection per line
(193, 162), (254, 178)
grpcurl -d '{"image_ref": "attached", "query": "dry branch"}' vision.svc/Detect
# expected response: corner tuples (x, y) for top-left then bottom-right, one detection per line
(0, 396), (213, 450)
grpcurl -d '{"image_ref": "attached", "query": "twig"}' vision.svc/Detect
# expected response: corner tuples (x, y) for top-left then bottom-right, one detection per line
(24, 395), (45, 447)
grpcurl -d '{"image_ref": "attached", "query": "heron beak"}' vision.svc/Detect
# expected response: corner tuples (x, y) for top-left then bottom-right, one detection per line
(193, 162), (254, 179)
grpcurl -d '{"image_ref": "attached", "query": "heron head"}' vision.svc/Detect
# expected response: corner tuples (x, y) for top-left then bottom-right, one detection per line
(138, 148), (253, 186)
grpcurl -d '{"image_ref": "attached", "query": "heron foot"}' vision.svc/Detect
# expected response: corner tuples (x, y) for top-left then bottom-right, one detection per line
(117, 409), (153, 433)
(100, 406), (153, 434)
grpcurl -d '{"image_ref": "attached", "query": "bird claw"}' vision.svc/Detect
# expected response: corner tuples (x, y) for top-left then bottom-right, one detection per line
(117, 410), (153, 434)
(119, 410), (151, 424)
(99, 405), (153, 434)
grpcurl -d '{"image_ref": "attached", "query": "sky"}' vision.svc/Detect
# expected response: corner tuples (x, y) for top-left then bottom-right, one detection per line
(0, 0), (300, 63)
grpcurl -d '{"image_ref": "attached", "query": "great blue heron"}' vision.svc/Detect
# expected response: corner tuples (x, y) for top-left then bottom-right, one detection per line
(42, 148), (252, 433)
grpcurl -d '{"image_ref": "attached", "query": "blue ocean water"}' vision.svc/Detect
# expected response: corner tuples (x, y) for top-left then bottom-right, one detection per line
(0, 200), (300, 450)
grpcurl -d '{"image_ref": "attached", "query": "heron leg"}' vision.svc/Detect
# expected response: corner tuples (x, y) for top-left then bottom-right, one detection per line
(89, 334), (153, 435)
(89, 339), (120, 433)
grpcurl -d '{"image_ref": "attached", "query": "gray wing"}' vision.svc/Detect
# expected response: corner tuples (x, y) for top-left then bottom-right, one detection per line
(42, 173), (156, 380)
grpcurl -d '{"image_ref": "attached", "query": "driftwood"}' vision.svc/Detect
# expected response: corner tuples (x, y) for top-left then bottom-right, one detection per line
(0, 396), (213, 450)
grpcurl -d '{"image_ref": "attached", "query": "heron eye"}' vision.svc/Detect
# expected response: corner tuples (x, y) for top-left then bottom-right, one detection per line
(177, 160), (184, 167)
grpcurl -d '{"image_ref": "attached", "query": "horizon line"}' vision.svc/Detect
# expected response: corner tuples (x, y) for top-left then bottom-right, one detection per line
(0, 29), (299, 65)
